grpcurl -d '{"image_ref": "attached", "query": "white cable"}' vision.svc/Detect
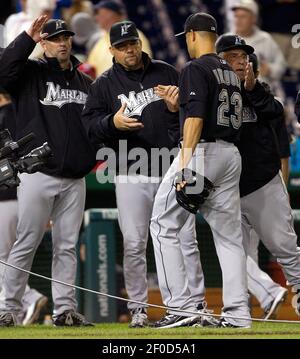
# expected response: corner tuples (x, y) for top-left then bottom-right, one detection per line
(0, 258), (300, 325)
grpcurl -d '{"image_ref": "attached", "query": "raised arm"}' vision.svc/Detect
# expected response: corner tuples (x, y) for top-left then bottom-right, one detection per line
(0, 16), (48, 92)
(245, 64), (284, 119)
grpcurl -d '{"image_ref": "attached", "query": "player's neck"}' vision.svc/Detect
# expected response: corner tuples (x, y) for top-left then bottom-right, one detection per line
(59, 60), (71, 70)
(195, 43), (216, 59)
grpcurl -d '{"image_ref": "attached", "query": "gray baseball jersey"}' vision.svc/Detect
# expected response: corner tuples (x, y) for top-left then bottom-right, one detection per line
(150, 54), (251, 327)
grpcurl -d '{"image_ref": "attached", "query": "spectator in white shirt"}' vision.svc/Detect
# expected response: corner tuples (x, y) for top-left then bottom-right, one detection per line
(230, 0), (287, 97)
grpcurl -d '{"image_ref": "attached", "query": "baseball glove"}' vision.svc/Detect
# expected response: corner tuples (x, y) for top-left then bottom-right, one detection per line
(175, 168), (215, 214)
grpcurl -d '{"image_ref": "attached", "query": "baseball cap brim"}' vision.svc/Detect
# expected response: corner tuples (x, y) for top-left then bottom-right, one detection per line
(222, 43), (254, 55)
(44, 30), (75, 40)
(231, 5), (258, 16)
(231, 6), (246, 11)
(111, 36), (140, 46)
(175, 29), (217, 37)
(175, 31), (185, 37)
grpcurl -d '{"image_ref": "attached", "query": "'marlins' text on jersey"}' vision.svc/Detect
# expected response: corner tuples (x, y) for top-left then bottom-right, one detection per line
(40, 82), (88, 108)
(118, 88), (162, 117)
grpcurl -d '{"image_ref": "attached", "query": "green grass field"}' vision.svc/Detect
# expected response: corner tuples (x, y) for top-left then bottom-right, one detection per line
(1, 322), (300, 339)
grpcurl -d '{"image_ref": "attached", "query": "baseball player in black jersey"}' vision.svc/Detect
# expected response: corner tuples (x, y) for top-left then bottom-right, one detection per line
(150, 13), (251, 329)
(82, 20), (206, 328)
(0, 17), (95, 327)
(216, 34), (300, 318)
(243, 54), (288, 319)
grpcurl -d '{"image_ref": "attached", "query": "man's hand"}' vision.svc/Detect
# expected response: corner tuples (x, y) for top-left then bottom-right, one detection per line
(176, 180), (186, 192)
(244, 62), (256, 91)
(113, 103), (144, 131)
(175, 169), (215, 214)
(26, 15), (49, 43)
(154, 84), (179, 112)
(0, 94), (11, 107)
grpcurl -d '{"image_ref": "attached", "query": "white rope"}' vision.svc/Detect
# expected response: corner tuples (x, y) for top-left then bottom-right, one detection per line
(1, 259), (300, 325)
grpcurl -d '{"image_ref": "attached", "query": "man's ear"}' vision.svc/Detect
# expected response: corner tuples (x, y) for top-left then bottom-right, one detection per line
(109, 46), (114, 56)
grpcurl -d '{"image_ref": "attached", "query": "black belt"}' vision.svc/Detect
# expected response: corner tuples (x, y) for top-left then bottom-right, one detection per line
(178, 138), (216, 149)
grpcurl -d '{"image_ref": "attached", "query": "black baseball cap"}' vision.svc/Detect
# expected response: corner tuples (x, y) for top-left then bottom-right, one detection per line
(175, 12), (217, 37)
(110, 20), (139, 46)
(216, 34), (254, 54)
(41, 19), (75, 40)
(94, 0), (125, 14)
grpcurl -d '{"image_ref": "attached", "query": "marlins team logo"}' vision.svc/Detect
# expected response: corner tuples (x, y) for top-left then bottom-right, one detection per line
(235, 36), (243, 45)
(118, 88), (162, 117)
(121, 23), (132, 36)
(55, 20), (64, 30)
(40, 82), (87, 108)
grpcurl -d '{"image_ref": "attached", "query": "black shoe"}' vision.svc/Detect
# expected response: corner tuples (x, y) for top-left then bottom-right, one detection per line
(154, 313), (199, 329)
(0, 312), (17, 327)
(218, 317), (250, 329)
(53, 310), (94, 327)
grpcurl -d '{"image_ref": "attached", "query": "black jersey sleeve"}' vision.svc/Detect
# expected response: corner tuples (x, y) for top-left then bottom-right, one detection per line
(0, 32), (37, 94)
(245, 81), (283, 119)
(81, 77), (120, 146)
(277, 118), (291, 158)
(179, 62), (208, 120)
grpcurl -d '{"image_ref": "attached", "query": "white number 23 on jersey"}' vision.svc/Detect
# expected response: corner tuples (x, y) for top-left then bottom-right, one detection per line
(217, 89), (242, 129)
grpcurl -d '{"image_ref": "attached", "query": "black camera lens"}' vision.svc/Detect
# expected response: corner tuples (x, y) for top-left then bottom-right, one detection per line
(28, 143), (52, 159)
